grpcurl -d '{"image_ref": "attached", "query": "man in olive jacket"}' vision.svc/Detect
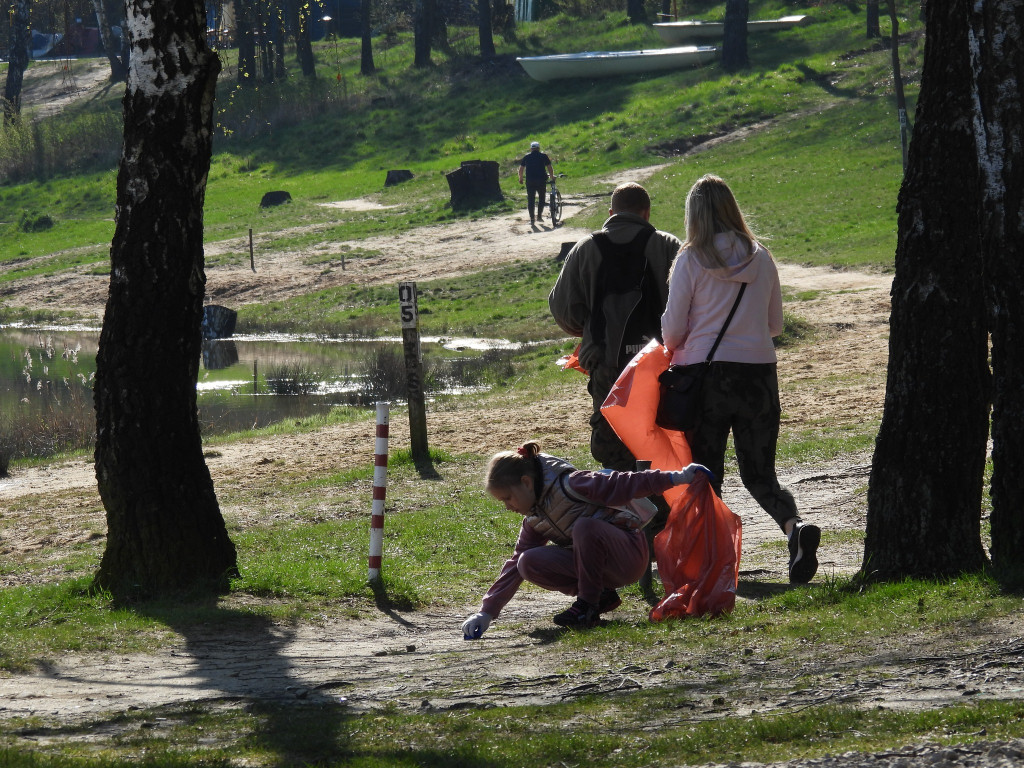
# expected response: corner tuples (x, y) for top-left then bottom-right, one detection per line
(549, 182), (682, 471)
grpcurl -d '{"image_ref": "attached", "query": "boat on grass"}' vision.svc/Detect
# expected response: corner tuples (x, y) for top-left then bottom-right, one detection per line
(653, 14), (810, 45)
(516, 45), (717, 82)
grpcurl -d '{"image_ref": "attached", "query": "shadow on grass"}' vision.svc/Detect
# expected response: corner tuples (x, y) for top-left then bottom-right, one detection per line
(370, 576), (416, 627)
(118, 595), (507, 766)
(736, 578), (794, 600)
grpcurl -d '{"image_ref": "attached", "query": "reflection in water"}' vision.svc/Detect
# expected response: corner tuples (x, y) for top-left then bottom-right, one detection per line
(201, 340), (240, 370)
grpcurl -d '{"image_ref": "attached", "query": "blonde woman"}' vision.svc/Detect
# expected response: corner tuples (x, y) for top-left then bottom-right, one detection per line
(661, 174), (820, 584)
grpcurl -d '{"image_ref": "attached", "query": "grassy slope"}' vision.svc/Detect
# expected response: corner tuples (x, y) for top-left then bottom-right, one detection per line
(1, 1), (915, 282)
(9, 6), (1007, 768)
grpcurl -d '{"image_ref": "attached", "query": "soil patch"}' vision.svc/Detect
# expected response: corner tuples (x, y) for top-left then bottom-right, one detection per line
(4, 81), (1012, 760)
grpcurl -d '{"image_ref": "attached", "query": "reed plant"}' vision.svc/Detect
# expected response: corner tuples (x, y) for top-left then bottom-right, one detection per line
(263, 363), (321, 395)
(0, 339), (95, 465)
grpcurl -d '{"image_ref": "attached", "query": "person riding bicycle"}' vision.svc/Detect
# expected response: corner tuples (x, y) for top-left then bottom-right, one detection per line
(518, 141), (554, 225)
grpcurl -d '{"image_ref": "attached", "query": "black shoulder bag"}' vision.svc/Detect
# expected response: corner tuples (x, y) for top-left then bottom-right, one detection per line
(655, 282), (747, 432)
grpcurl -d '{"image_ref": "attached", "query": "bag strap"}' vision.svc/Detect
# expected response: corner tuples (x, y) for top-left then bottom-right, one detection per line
(704, 282), (747, 364)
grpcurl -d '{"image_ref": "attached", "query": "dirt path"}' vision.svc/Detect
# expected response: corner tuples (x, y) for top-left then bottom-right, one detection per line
(0, 128), (939, 733)
(0, 251), (906, 726)
(3, 197), (1020, 768)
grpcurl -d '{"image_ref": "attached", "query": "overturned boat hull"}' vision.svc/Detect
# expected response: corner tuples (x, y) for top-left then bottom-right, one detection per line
(517, 45), (718, 82)
(654, 15), (810, 45)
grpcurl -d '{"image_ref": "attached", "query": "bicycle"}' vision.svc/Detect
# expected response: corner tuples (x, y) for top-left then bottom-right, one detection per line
(547, 175), (564, 226)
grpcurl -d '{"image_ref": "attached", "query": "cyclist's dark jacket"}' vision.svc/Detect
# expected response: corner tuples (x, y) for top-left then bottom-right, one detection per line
(520, 151), (552, 181)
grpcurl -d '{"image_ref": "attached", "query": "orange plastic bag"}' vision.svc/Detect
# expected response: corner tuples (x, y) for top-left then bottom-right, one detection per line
(561, 343), (588, 375)
(600, 339), (692, 506)
(650, 472), (742, 620)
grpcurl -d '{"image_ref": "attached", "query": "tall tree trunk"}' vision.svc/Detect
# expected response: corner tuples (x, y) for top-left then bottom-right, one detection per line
(293, 0), (316, 77)
(478, 0), (495, 58)
(413, 0), (431, 68)
(866, 0), (881, 38)
(431, 0), (448, 51)
(626, 0), (646, 24)
(92, 0), (129, 81)
(272, 4), (286, 80)
(862, 0), (990, 581)
(493, 0), (514, 39)
(3, 0), (31, 125)
(94, 0), (238, 596)
(236, 0), (258, 84)
(887, 0), (910, 170)
(721, 0), (749, 72)
(969, 0), (1024, 574)
(360, 0), (375, 74)
(258, 0), (276, 83)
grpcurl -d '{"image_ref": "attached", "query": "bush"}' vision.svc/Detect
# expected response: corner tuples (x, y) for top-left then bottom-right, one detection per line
(18, 211), (54, 232)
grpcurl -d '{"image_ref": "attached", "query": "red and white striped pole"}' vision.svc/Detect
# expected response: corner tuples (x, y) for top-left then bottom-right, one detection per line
(368, 401), (390, 581)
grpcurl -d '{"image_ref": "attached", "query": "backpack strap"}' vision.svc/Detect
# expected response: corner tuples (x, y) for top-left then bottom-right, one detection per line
(588, 226), (661, 371)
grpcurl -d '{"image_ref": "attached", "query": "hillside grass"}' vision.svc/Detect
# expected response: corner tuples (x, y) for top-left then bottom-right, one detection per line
(1, 1), (918, 291)
(1, 5), (996, 767)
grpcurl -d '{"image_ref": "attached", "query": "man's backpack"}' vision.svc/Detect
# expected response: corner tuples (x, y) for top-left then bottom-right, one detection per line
(589, 226), (665, 373)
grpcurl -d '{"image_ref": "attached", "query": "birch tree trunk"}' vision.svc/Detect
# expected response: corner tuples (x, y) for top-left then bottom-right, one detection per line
(863, 0), (990, 580)
(94, 0), (237, 596)
(969, 0), (1024, 574)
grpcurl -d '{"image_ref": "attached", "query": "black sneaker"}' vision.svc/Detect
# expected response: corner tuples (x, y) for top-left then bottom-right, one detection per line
(788, 522), (820, 584)
(597, 588), (621, 614)
(553, 599), (599, 628)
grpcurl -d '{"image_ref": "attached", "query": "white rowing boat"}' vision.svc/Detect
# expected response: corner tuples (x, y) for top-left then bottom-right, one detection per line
(516, 45), (718, 82)
(653, 15), (810, 45)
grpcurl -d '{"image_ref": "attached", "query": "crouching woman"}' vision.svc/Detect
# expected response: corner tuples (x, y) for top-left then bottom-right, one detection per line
(461, 441), (707, 637)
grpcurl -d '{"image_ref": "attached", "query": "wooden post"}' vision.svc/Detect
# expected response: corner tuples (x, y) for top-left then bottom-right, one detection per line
(398, 282), (429, 464)
(249, 228), (256, 272)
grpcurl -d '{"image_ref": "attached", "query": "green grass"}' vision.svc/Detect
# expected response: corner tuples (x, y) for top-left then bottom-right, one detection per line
(0, 578), (171, 674)
(0, 575), (1020, 765)
(1, 1), (918, 296)
(0, 4), (965, 764)
(6, 700), (1024, 768)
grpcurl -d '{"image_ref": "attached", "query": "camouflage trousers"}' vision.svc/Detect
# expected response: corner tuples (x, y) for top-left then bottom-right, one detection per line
(685, 361), (798, 532)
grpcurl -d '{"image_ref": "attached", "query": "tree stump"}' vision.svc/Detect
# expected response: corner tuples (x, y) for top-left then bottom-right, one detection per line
(445, 160), (503, 210)
(260, 190), (292, 207)
(385, 169), (414, 186)
(201, 304), (237, 339)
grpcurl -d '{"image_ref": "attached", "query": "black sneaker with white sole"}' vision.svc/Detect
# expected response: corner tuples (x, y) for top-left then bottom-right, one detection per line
(552, 599), (599, 628)
(788, 522), (820, 584)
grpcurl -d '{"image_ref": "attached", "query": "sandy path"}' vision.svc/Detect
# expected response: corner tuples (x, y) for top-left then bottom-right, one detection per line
(0, 155), (909, 730)
(0, 259), (901, 725)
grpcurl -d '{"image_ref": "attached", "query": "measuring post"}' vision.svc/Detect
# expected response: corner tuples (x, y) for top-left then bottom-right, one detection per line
(249, 228), (256, 272)
(398, 281), (429, 465)
(368, 402), (390, 581)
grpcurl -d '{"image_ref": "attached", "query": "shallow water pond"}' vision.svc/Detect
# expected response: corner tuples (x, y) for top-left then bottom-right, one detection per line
(0, 325), (520, 461)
